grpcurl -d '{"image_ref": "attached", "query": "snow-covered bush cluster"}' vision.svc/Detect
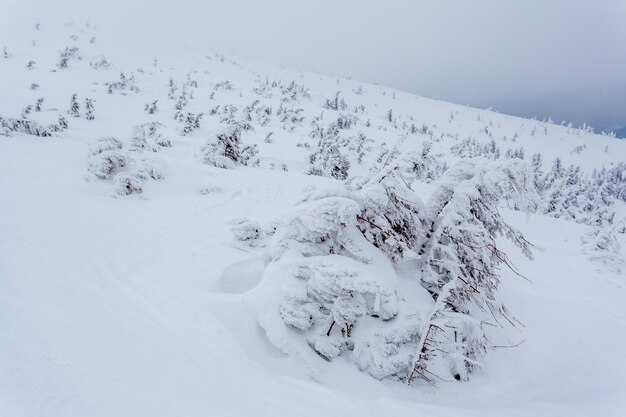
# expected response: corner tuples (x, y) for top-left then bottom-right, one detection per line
(0, 115), (56, 137)
(252, 156), (535, 383)
(532, 155), (625, 226)
(450, 138), (501, 159)
(87, 134), (165, 195)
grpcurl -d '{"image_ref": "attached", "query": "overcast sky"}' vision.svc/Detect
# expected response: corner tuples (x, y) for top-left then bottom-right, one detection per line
(4, 0), (626, 134)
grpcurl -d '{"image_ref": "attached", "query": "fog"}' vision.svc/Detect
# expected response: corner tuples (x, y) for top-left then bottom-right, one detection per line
(3, 0), (626, 134)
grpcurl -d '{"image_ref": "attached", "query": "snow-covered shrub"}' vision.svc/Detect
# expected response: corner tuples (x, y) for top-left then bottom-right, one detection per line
(276, 104), (304, 131)
(167, 78), (177, 99)
(599, 163), (626, 203)
(144, 100), (158, 114)
(57, 46), (80, 69)
(84, 98), (95, 120)
(114, 173), (143, 195)
(175, 93), (187, 111)
(90, 55), (111, 69)
(181, 112), (203, 135)
(324, 92), (347, 111)
(536, 158), (617, 226)
(399, 141), (447, 182)
(254, 184), (401, 368)
(0, 116), (55, 137)
(232, 219), (265, 246)
(307, 125), (350, 180)
(131, 122), (171, 151)
(21, 105), (33, 119)
(200, 126), (258, 169)
(450, 138), (500, 159)
(505, 147), (525, 159)
(581, 227), (623, 274)
(68, 94), (80, 117)
(138, 164), (164, 180)
(253, 79), (311, 102)
(35, 98), (44, 112)
(87, 137), (126, 179)
(214, 80), (233, 91)
(199, 185), (222, 195)
(347, 132), (373, 164)
(336, 113), (357, 130)
(107, 72), (139, 94)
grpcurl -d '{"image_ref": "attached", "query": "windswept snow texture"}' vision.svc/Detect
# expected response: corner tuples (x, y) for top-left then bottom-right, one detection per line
(1, 22), (626, 417)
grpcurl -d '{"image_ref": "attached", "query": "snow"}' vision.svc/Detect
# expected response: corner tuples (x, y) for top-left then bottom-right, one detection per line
(0, 16), (625, 417)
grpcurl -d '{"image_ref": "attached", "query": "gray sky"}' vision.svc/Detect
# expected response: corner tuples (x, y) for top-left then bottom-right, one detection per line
(5, 0), (626, 134)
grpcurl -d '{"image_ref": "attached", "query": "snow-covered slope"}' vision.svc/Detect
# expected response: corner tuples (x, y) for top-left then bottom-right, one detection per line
(1, 22), (625, 417)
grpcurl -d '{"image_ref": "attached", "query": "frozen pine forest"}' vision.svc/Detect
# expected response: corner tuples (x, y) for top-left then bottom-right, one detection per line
(1, 7), (626, 417)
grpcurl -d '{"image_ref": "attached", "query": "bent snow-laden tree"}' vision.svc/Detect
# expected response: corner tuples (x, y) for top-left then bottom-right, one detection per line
(407, 160), (534, 383)
(251, 156), (535, 383)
